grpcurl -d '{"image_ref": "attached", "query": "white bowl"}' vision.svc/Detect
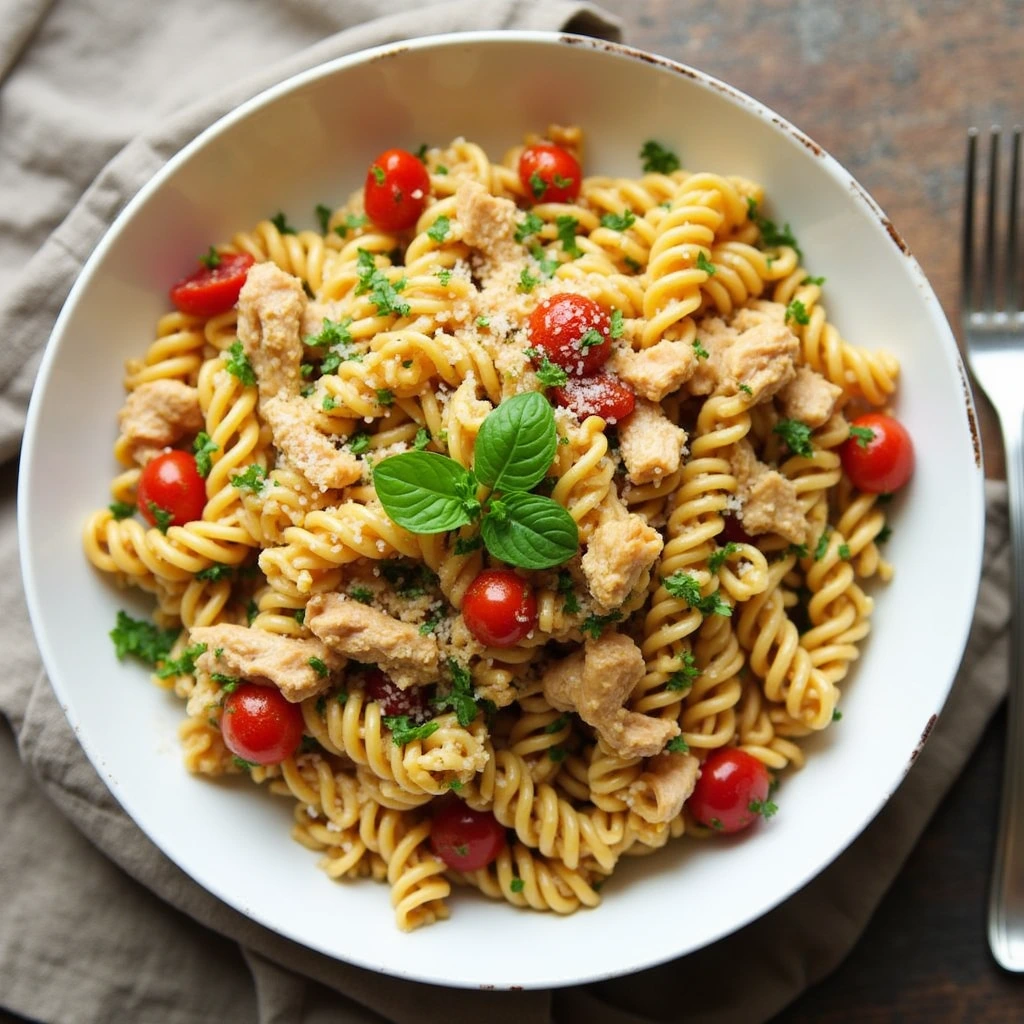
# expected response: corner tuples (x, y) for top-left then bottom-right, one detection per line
(19, 32), (985, 989)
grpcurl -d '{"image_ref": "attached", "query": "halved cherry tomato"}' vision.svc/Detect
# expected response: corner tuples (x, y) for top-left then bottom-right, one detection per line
(840, 413), (915, 494)
(363, 148), (431, 232)
(430, 799), (506, 871)
(552, 373), (636, 423)
(689, 748), (772, 834)
(518, 143), (582, 204)
(137, 450), (206, 529)
(462, 569), (537, 648)
(221, 683), (305, 765)
(528, 293), (612, 375)
(169, 252), (254, 318)
(364, 667), (429, 718)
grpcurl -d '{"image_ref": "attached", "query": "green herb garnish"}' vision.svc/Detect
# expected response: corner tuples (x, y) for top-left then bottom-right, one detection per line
(773, 418), (813, 458)
(640, 140), (681, 174)
(110, 611), (178, 666)
(224, 341), (256, 386)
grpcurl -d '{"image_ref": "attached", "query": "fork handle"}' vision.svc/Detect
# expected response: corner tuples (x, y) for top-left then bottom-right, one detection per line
(989, 410), (1024, 970)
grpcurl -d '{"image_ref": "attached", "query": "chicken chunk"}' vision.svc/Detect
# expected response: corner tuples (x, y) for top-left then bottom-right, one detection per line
(628, 752), (700, 824)
(610, 339), (696, 402)
(730, 439), (808, 544)
(777, 365), (843, 428)
(305, 593), (440, 689)
(617, 399), (687, 485)
(541, 633), (679, 759)
(117, 379), (203, 465)
(723, 320), (798, 403)
(686, 316), (734, 396)
(237, 261), (305, 402)
(581, 514), (664, 610)
(261, 395), (362, 491)
(455, 180), (521, 266)
(189, 623), (343, 703)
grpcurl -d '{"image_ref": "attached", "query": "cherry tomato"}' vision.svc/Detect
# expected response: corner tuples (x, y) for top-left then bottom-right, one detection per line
(221, 683), (305, 765)
(552, 373), (636, 423)
(137, 450), (206, 529)
(689, 748), (772, 834)
(363, 148), (431, 232)
(518, 143), (582, 204)
(840, 413), (915, 494)
(462, 569), (538, 648)
(528, 293), (612, 375)
(720, 513), (755, 545)
(430, 799), (506, 871)
(169, 252), (254, 318)
(364, 667), (429, 717)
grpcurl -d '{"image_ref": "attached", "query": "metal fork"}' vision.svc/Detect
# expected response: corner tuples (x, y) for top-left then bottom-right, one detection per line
(963, 125), (1024, 970)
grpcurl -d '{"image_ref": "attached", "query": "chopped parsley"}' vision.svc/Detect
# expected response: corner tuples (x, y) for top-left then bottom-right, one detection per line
(787, 542), (809, 558)
(431, 658), (480, 727)
(334, 212), (368, 238)
(427, 215), (450, 243)
(447, 779), (463, 792)
(509, 877), (525, 893)
(192, 432), (218, 477)
(230, 464), (266, 493)
(270, 211), (297, 234)
(548, 746), (568, 762)
(224, 341), (256, 386)
(838, 543), (852, 560)
(413, 428), (431, 451)
(697, 251), (716, 275)
(308, 656), (329, 679)
(211, 672), (240, 692)
(109, 500), (136, 521)
(528, 170), (547, 198)
(848, 425), (876, 448)
(738, 383), (753, 396)
(692, 339), (709, 360)
(555, 215), (582, 257)
(610, 308), (625, 339)
(306, 316), (353, 349)
(579, 328), (605, 350)
(194, 564), (233, 582)
(232, 756), (255, 771)
(437, 267), (452, 286)
(419, 613), (442, 636)
(415, 143), (428, 161)
(708, 542), (739, 573)
(110, 611), (178, 666)
(640, 140), (681, 174)
(623, 256), (643, 272)
(784, 299), (810, 325)
(348, 585), (373, 604)
(544, 715), (569, 735)
(746, 198), (803, 258)
(371, 164), (386, 184)
(476, 316), (490, 328)
(661, 571), (731, 617)
(294, 609), (305, 626)
(155, 642), (207, 679)
(435, 165), (449, 175)
(709, 817), (724, 831)
(813, 529), (830, 561)
(580, 611), (622, 639)
(454, 535), (483, 556)
(877, 524), (892, 544)
(376, 388), (395, 407)
(773, 418), (813, 458)
(600, 210), (636, 232)
(380, 560), (437, 598)
(199, 246), (221, 269)
(348, 433), (371, 456)
(666, 651), (700, 692)
(246, 599), (259, 625)
(832, 708), (843, 722)
(666, 735), (690, 754)
(315, 203), (333, 233)
(529, 244), (559, 278)
(355, 249), (410, 317)
(748, 798), (778, 820)
(146, 502), (173, 533)
(322, 394), (337, 412)
(802, 275), (826, 286)
(524, 347), (568, 386)
(557, 570), (580, 615)
(515, 211), (544, 243)
(518, 267), (539, 293)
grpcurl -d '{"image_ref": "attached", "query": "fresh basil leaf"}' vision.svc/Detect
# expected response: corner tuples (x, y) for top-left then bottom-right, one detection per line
(480, 491), (578, 569)
(373, 452), (476, 533)
(473, 391), (556, 493)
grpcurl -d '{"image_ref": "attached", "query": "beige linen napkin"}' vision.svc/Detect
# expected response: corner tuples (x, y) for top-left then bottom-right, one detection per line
(0, 2), (1009, 1022)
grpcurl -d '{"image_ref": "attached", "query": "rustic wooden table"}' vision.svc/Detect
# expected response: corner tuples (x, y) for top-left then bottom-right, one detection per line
(598, 0), (1022, 1018)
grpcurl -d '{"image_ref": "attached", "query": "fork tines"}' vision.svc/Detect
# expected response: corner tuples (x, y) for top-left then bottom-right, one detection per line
(963, 126), (1022, 320)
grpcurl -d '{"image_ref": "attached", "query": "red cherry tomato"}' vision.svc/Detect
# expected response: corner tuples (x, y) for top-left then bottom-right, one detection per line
(169, 252), (254, 318)
(363, 148), (431, 232)
(462, 569), (538, 648)
(518, 143), (582, 204)
(430, 799), (506, 871)
(221, 683), (305, 765)
(689, 748), (772, 834)
(137, 450), (207, 529)
(840, 413), (915, 494)
(528, 293), (612, 375)
(552, 373), (636, 423)
(364, 667), (429, 717)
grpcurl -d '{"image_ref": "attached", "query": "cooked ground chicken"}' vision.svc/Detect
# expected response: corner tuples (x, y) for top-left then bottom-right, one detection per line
(610, 339), (696, 402)
(305, 593), (440, 689)
(617, 398), (687, 485)
(777, 365), (843, 428)
(628, 751), (700, 824)
(117, 379), (203, 465)
(730, 439), (808, 544)
(237, 262), (305, 402)
(261, 395), (361, 491)
(189, 623), (342, 703)
(581, 514), (664, 610)
(541, 633), (679, 759)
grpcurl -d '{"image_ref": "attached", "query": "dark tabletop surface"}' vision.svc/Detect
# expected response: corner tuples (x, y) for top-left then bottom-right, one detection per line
(599, 0), (1022, 1018)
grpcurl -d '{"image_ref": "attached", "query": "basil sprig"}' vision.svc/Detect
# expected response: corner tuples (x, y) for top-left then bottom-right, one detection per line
(373, 392), (577, 569)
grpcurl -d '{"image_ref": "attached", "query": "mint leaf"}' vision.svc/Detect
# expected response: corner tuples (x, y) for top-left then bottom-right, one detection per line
(473, 391), (557, 493)
(480, 491), (578, 569)
(373, 452), (478, 533)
